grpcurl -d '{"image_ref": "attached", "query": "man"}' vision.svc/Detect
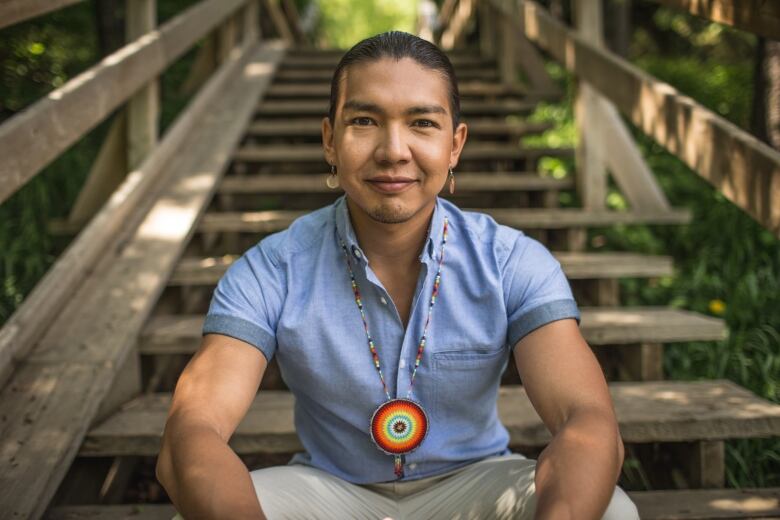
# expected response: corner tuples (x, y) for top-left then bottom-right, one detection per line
(156, 31), (639, 519)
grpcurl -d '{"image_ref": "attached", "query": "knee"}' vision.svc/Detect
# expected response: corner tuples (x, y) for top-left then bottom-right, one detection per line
(601, 486), (640, 520)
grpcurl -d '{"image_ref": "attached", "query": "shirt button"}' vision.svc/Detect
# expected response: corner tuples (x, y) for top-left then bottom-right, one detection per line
(399, 359), (406, 368)
(380, 296), (387, 305)
(351, 245), (362, 260)
(408, 463), (417, 470)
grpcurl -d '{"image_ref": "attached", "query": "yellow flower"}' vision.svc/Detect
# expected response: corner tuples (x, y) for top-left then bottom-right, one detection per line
(709, 299), (726, 315)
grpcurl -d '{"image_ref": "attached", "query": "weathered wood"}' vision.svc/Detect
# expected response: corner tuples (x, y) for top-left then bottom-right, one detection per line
(262, 0), (294, 44)
(575, 83), (609, 210)
(648, 0), (780, 40)
(0, 0), (85, 30)
(255, 99), (537, 117)
(44, 488), (780, 519)
(498, 0), (517, 84)
(0, 37), (278, 388)
(440, 0), (475, 49)
(245, 119), (553, 137)
(138, 306), (725, 355)
(519, 0), (780, 237)
(630, 487), (780, 519)
(125, 0), (159, 171)
(189, 206), (689, 235)
(216, 172), (572, 193)
(478, 1), (496, 58)
(232, 142), (570, 162)
(617, 342), (664, 381)
(510, 0), (561, 97)
(0, 41), (285, 520)
(79, 380), (780, 456)
(0, 0), (252, 206)
(66, 112), (128, 225)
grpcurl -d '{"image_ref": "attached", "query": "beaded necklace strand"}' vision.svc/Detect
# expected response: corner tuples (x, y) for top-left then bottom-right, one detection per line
(339, 214), (449, 479)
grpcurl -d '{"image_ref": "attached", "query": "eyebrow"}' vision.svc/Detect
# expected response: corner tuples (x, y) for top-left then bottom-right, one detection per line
(342, 100), (448, 117)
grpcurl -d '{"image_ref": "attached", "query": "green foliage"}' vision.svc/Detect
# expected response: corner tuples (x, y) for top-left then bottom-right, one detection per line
(312, 0), (419, 49)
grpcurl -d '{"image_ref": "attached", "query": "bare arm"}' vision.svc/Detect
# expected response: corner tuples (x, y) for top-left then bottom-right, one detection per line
(513, 318), (624, 520)
(156, 333), (270, 520)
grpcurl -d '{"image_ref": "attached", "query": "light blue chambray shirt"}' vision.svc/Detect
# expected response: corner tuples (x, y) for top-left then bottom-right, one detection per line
(202, 194), (581, 484)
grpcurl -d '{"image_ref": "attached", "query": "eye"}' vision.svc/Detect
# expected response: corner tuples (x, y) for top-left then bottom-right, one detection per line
(414, 119), (438, 128)
(350, 117), (374, 126)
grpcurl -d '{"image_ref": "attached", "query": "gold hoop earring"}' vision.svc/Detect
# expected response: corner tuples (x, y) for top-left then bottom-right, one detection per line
(326, 164), (339, 189)
(448, 167), (455, 195)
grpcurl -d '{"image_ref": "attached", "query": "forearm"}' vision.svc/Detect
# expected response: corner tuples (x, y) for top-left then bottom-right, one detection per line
(533, 408), (623, 520)
(157, 416), (266, 520)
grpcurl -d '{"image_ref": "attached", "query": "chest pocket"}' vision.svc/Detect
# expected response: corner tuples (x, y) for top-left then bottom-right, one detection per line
(431, 347), (509, 423)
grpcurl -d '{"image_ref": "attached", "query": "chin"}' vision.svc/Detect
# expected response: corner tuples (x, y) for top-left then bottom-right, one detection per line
(367, 202), (415, 224)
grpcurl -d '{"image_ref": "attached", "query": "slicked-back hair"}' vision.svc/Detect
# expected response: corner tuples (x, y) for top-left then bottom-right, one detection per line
(327, 31), (461, 132)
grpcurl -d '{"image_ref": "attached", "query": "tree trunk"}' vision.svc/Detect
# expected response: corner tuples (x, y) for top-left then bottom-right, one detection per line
(752, 37), (780, 150)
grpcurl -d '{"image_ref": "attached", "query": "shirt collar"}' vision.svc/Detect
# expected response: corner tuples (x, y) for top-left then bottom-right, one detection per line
(334, 194), (446, 265)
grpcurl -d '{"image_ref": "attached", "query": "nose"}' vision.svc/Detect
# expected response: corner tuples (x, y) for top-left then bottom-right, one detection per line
(374, 121), (412, 165)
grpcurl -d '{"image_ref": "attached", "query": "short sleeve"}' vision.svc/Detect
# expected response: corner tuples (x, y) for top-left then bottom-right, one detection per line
(503, 234), (580, 348)
(202, 241), (285, 362)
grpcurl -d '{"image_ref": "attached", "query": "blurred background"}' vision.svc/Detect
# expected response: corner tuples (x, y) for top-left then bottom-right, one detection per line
(1, 0), (778, 491)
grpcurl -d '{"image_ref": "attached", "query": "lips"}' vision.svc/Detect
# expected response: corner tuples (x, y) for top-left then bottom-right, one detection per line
(367, 176), (417, 194)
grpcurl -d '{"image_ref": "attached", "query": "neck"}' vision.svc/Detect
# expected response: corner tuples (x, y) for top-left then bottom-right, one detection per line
(345, 196), (435, 269)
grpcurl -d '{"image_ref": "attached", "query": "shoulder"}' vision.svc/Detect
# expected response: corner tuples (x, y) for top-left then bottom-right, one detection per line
(245, 203), (333, 268)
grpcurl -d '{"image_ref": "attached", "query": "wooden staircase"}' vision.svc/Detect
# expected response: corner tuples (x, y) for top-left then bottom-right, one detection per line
(37, 47), (780, 519)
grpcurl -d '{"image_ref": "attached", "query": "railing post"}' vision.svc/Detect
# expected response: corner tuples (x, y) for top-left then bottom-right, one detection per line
(126, 0), (159, 171)
(499, 0), (517, 85)
(573, 0), (607, 211)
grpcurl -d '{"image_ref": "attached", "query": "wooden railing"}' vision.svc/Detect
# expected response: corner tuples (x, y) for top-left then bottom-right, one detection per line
(0, 0), (303, 386)
(433, 0), (780, 239)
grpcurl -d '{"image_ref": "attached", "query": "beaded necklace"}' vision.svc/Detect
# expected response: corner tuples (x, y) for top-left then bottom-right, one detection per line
(339, 214), (449, 479)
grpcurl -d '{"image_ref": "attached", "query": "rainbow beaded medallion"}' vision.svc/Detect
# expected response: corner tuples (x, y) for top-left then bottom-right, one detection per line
(370, 398), (429, 455)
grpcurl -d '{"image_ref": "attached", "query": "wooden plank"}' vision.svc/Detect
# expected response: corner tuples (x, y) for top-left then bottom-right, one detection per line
(245, 119), (553, 137)
(138, 307), (725, 355)
(518, 0), (780, 237)
(264, 82), (527, 98)
(255, 99), (537, 117)
(233, 143), (571, 162)
(216, 172), (573, 193)
(0, 36), (277, 386)
(275, 67), (500, 82)
(649, 0), (780, 40)
(166, 251), (673, 286)
(0, 0), (251, 206)
(630, 487), (780, 519)
(192, 206), (690, 234)
(44, 488), (780, 520)
(79, 379), (780, 456)
(0, 0), (85, 30)
(0, 41), (285, 520)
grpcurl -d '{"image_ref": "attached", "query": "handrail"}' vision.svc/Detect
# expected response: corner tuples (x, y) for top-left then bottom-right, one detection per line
(0, 0), (250, 206)
(0, 0), (86, 30)
(646, 0), (780, 40)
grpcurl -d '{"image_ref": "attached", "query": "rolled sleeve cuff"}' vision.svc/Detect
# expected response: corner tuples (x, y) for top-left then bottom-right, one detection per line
(507, 299), (581, 348)
(202, 314), (276, 362)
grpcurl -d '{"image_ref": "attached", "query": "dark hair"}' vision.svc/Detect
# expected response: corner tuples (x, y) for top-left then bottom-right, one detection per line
(328, 31), (461, 131)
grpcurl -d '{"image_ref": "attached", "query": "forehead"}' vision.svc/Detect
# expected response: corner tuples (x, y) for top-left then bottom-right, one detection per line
(337, 57), (450, 112)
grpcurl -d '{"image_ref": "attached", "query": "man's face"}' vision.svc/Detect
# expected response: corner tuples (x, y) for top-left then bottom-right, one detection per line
(322, 57), (468, 225)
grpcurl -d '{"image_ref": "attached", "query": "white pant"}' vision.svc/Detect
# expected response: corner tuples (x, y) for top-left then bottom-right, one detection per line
(173, 453), (640, 519)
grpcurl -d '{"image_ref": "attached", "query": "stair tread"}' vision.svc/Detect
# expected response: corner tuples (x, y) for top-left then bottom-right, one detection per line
(169, 251), (674, 285)
(43, 488), (780, 519)
(195, 207), (691, 233)
(139, 306), (725, 355)
(217, 172), (573, 193)
(81, 379), (780, 456)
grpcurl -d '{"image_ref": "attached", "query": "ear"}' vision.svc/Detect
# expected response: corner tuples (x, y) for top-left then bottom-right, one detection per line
(322, 116), (336, 165)
(449, 121), (468, 169)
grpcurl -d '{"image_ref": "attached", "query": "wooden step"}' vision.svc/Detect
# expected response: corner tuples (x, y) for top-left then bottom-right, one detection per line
(232, 143), (573, 163)
(255, 99), (537, 117)
(216, 172), (573, 194)
(42, 488), (780, 519)
(138, 307), (725, 355)
(193, 207), (691, 235)
(265, 82), (527, 98)
(275, 67), (500, 82)
(167, 251), (674, 287)
(245, 119), (554, 138)
(80, 379), (780, 456)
